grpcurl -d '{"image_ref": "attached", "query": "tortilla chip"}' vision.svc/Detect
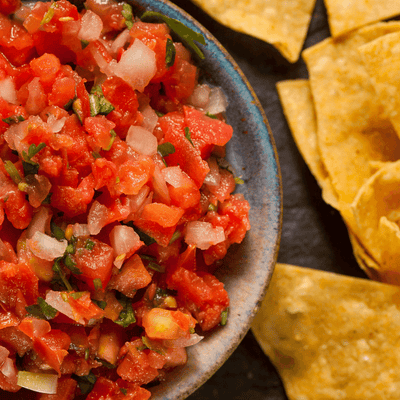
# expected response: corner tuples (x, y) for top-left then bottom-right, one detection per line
(358, 31), (400, 137)
(252, 263), (400, 400)
(324, 0), (400, 38)
(276, 79), (338, 208)
(302, 22), (400, 206)
(190, 0), (317, 63)
(351, 160), (400, 278)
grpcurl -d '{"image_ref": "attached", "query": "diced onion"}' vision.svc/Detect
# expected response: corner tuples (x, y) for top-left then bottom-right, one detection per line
(110, 28), (130, 57)
(109, 225), (142, 268)
(108, 39), (157, 92)
(126, 125), (158, 156)
(88, 201), (109, 235)
(78, 10), (103, 41)
(25, 206), (53, 239)
(47, 114), (67, 133)
(26, 232), (68, 261)
(72, 223), (90, 237)
(140, 104), (159, 133)
(203, 157), (221, 188)
(185, 221), (225, 250)
(204, 87), (228, 115)
(187, 84), (211, 110)
(152, 165), (170, 205)
(0, 77), (18, 105)
(45, 291), (85, 325)
(17, 371), (58, 394)
(162, 333), (204, 348)
(161, 166), (186, 188)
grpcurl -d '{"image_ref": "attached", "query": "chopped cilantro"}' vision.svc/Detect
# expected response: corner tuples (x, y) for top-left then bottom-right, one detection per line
(141, 11), (206, 59)
(157, 142), (175, 158)
(4, 161), (21, 184)
(73, 372), (97, 395)
(206, 112), (218, 119)
(169, 230), (181, 244)
(120, 388), (128, 396)
(64, 254), (82, 275)
(130, 224), (156, 246)
(53, 258), (73, 291)
(22, 143), (46, 166)
(103, 129), (117, 151)
(85, 239), (95, 250)
(234, 176), (244, 184)
(115, 295), (136, 328)
(165, 38), (176, 67)
(220, 308), (228, 326)
(81, 39), (89, 49)
(147, 261), (165, 273)
(89, 85), (114, 117)
(2, 115), (25, 125)
(184, 127), (194, 147)
(51, 221), (65, 241)
(93, 278), (102, 290)
(93, 299), (107, 310)
(25, 297), (57, 320)
(122, 3), (134, 30)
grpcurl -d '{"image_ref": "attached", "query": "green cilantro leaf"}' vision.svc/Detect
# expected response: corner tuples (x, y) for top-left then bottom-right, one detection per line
(220, 308), (228, 326)
(22, 142), (46, 165)
(4, 161), (21, 184)
(25, 297), (57, 320)
(184, 127), (194, 147)
(2, 115), (25, 125)
(157, 142), (175, 158)
(165, 38), (176, 67)
(122, 3), (134, 30)
(73, 372), (97, 395)
(115, 295), (136, 328)
(141, 11), (206, 59)
(51, 221), (65, 241)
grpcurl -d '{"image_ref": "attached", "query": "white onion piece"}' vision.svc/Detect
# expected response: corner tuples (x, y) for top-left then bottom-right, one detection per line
(17, 371), (58, 394)
(26, 232), (68, 261)
(140, 104), (159, 133)
(185, 221), (225, 250)
(90, 45), (110, 71)
(0, 346), (9, 367)
(110, 28), (130, 57)
(1, 357), (15, 378)
(109, 225), (142, 268)
(126, 125), (158, 156)
(14, 4), (34, 22)
(108, 39), (157, 92)
(0, 77), (18, 105)
(72, 223), (90, 237)
(187, 84), (211, 110)
(78, 10), (103, 41)
(88, 201), (109, 235)
(203, 157), (221, 187)
(161, 166), (185, 188)
(4, 116), (41, 153)
(162, 334), (204, 348)
(204, 87), (228, 115)
(152, 165), (170, 205)
(47, 115), (67, 133)
(25, 206), (53, 239)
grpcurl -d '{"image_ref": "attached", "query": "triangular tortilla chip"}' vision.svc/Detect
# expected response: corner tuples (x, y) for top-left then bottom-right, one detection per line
(190, 0), (316, 63)
(324, 0), (400, 38)
(276, 79), (338, 208)
(358, 31), (400, 138)
(302, 22), (400, 206)
(252, 263), (400, 400)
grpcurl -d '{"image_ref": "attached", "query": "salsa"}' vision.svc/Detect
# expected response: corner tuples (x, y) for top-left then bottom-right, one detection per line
(0, 0), (251, 398)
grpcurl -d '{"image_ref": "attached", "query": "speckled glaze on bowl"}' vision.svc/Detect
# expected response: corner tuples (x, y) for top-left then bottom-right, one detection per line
(130, 1), (282, 399)
(4, 1), (281, 399)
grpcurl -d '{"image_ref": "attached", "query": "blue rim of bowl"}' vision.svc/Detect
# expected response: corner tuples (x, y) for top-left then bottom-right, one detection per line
(131, 1), (283, 399)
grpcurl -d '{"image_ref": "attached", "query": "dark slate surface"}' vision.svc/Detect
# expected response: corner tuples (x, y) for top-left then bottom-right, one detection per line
(166, 0), (369, 399)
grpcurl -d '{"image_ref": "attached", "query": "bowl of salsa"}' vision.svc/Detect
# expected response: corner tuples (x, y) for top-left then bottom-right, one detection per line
(0, 0), (281, 399)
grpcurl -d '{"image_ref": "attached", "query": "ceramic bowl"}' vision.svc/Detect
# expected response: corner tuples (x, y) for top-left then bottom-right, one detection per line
(131, 1), (282, 399)
(4, 1), (282, 399)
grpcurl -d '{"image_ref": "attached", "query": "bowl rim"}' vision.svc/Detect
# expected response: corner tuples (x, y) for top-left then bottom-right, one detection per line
(130, 0), (283, 398)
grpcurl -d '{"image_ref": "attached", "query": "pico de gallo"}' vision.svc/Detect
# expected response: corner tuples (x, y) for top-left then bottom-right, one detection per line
(0, 0), (251, 398)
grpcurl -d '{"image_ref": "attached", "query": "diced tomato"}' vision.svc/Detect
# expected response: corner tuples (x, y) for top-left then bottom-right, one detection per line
(140, 203), (184, 228)
(33, 31), (77, 64)
(0, 0), (21, 15)
(158, 111), (209, 188)
(108, 254), (152, 297)
(0, 326), (33, 356)
(133, 218), (176, 248)
(85, 116), (116, 151)
(0, 261), (38, 309)
(48, 76), (76, 108)
(183, 105), (233, 158)
(71, 238), (114, 290)
(30, 53), (62, 86)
